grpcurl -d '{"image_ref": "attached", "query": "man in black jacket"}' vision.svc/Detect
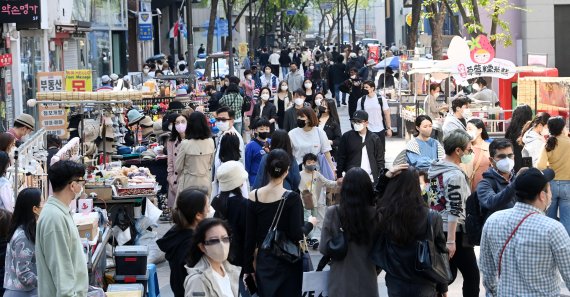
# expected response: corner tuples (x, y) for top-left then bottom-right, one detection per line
(336, 110), (384, 183)
(328, 55), (348, 107)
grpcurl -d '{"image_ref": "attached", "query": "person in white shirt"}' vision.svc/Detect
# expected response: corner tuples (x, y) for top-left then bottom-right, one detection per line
(356, 81), (391, 164)
(268, 49), (281, 78)
(471, 77), (498, 106)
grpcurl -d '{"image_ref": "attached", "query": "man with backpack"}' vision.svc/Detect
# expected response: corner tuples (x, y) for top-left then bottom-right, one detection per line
(356, 80), (392, 165)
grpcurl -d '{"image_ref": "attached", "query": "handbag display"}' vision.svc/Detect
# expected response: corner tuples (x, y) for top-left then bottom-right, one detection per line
(415, 210), (452, 284)
(260, 191), (302, 263)
(325, 206), (348, 260)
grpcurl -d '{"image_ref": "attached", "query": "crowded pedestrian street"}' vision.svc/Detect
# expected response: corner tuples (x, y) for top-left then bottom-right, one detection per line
(2, 0), (570, 296)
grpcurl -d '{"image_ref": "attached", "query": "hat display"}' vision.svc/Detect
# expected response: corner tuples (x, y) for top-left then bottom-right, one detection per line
(79, 119), (99, 143)
(153, 119), (164, 135)
(110, 73), (119, 81)
(101, 75), (111, 83)
(127, 109), (145, 126)
(350, 110), (369, 122)
(217, 161), (248, 192)
(15, 113), (35, 130)
(515, 168), (555, 200)
(139, 116), (153, 128)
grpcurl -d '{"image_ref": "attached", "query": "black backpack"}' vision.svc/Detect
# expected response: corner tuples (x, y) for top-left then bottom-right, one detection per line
(241, 95), (252, 113)
(465, 182), (497, 246)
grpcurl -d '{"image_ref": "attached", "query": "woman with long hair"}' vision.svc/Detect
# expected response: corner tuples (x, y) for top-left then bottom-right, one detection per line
(157, 188), (209, 297)
(185, 218), (240, 297)
(372, 165), (448, 296)
(167, 114), (186, 209)
(251, 87), (277, 132)
(538, 116), (570, 234)
(302, 78), (316, 107)
(505, 105), (533, 172)
(244, 149), (304, 297)
(212, 133), (249, 198)
(320, 168), (379, 296)
(275, 80), (292, 129)
(463, 118), (491, 191)
(393, 115), (444, 172)
(175, 112), (215, 196)
(317, 98), (342, 159)
(289, 107), (335, 172)
(0, 152), (14, 212)
(4, 188), (42, 297)
(521, 112), (551, 167)
(252, 130), (301, 190)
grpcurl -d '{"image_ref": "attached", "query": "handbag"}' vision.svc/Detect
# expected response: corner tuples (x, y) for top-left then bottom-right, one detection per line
(260, 191), (302, 263)
(301, 172), (315, 210)
(325, 206), (349, 260)
(415, 210), (452, 284)
(301, 236), (314, 272)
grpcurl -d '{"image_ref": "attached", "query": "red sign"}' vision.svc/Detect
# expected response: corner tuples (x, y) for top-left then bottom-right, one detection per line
(0, 54), (12, 67)
(368, 44), (380, 63)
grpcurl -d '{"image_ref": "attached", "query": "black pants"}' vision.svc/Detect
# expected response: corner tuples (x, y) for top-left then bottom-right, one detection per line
(374, 130), (386, 166)
(444, 232), (480, 297)
(270, 64), (280, 77)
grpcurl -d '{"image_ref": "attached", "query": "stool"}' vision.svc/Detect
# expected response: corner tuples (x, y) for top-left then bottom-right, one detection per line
(147, 264), (160, 297)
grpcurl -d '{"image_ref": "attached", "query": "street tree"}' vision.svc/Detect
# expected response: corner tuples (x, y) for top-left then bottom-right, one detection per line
(341, 0), (369, 46)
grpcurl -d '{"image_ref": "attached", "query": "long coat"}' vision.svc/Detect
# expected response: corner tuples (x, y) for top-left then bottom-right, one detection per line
(175, 138), (215, 199)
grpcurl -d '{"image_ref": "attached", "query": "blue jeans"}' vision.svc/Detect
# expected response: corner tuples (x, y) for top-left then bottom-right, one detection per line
(547, 180), (570, 235)
(281, 66), (289, 79)
(333, 83), (346, 106)
(234, 121), (243, 136)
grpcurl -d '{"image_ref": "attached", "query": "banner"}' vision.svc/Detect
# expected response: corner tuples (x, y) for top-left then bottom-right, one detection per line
(302, 271), (329, 297)
(368, 44), (380, 63)
(37, 72), (68, 138)
(65, 69), (92, 92)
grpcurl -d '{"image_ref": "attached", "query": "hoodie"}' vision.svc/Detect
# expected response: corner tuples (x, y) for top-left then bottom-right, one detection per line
(156, 227), (194, 297)
(521, 129), (545, 167)
(476, 167), (516, 216)
(442, 113), (466, 139)
(184, 257), (240, 297)
(427, 160), (471, 231)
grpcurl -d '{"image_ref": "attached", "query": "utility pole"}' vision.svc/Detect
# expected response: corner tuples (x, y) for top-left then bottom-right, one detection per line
(228, 0), (235, 75)
(280, 0), (285, 46)
(337, 0), (341, 46)
(249, 0), (254, 59)
(186, 0), (195, 75)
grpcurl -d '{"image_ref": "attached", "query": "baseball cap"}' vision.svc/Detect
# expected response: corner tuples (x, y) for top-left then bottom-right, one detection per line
(515, 167), (555, 200)
(101, 75), (111, 83)
(350, 110), (368, 122)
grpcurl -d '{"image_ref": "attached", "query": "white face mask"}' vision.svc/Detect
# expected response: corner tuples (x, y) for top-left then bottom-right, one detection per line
(261, 94), (270, 101)
(462, 108), (472, 119)
(74, 184), (84, 200)
(304, 83), (312, 89)
(217, 121), (230, 132)
(315, 99), (322, 106)
(281, 85), (288, 91)
(351, 75), (357, 79)
(354, 123), (365, 132)
(204, 241), (230, 263)
(495, 157), (515, 173)
(175, 123), (187, 134)
(246, 74), (252, 80)
(143, 69), (150, 74)
(309, 66), (315, 70)
(294, 98), (305, 106)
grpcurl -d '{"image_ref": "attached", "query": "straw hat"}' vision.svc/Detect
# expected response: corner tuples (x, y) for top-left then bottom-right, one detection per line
(14, 114), (35, 130)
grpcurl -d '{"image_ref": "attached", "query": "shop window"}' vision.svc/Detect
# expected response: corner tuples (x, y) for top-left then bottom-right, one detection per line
(88, 31), (111, 85)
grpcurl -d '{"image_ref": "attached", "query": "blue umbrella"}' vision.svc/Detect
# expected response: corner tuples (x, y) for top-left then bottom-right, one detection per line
(374, 56), (400, 70)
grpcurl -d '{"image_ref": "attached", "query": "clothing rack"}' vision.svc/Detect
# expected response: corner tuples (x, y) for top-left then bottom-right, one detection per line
(13, 128), (47, 200)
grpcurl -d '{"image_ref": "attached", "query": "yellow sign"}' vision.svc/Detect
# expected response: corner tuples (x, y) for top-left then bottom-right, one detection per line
(406, 13), (412, 27)
(65, 69), (92, 92)
(238, 43), (248, 58)
(37, 72), (68, 138)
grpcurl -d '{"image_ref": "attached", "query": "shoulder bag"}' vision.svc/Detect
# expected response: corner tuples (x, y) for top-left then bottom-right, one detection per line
(325, 205), (349, 260)
(260, 190), (302, 263)
(415, 210), (452, 284)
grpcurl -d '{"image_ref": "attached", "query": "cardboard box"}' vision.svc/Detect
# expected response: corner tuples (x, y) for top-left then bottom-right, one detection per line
(85, 186), (113, 201)
(77, 220), (98, 241)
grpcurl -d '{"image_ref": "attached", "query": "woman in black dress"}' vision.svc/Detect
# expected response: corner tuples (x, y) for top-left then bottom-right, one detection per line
(302, 78), (316, 108)
(244, 149), (304, 297)
(317, 98), (342, 159)
(251, 87), (277, 133)
(275, 81), (292, 129)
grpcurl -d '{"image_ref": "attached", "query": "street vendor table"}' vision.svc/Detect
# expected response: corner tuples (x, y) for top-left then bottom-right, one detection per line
(88, 227), (112, 287)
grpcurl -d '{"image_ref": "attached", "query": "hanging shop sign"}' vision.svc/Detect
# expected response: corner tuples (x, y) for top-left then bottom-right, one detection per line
(65, 69), (92, 92)
(0, 54), (12, 67)
(37, 72), (68, 138)
(0, 0), (41, 24)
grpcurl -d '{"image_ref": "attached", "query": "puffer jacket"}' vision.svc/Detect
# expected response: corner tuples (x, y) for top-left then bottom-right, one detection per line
(184, 257), (240, 297)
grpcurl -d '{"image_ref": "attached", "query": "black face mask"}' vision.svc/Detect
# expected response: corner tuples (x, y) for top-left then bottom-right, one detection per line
(257, 132), (270, 139)
(297, 119), (306, 128)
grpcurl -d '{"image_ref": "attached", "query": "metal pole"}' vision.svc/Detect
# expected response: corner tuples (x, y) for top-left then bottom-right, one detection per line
(186, 0), (195, 76)
(228, 0), (235, 75)
(280, 0), (285, 46)
(340, 1), (343, 46)
(249, 0), (254, 59)
(337, 0), (341, 46)
(364, 9), (367, 38)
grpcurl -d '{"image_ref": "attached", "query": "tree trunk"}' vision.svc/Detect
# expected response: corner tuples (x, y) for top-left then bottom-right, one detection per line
(341, 0), (357, 46)
(407, 0), (421, 50)
(426, 2), (446, 60)
(205, 0), (219, 80)
(318, 10), (326, 37)
(326, 16), (338, 43)
(287, 0), (311, 29)
(489, 3), (500, 49)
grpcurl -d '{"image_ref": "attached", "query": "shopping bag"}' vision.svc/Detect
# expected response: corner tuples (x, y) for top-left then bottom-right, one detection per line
(302, 271), (329, 297)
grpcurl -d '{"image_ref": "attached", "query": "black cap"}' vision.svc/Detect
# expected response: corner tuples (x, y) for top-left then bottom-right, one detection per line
(168, 100), (185, 111)
(350, 110), (368, 122)
(515, 168), (555, 200)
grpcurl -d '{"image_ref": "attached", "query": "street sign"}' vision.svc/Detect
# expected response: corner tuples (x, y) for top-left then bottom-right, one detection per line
(0, 54), (12, 67)
(139, 24), (153, 41)
(0, 0), (41, 25)
(65, 70), (92, 92)
(286, 9), (297, 16)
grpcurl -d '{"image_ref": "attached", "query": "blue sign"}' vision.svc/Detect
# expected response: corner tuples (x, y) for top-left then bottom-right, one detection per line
(139, 24), (153, 41)
(286, 9), (297, 16)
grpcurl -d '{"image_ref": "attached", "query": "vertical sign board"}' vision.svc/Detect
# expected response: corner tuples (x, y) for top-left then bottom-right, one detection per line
(65, 69), (92, 92)
(4, 69), (13, 128)
(37, 72), (68, 138)
(138, 12), (153, 41)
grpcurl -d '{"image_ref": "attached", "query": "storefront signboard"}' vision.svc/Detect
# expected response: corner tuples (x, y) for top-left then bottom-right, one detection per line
(37, 72), (68, 138)
(0, 0), (41, 24)
(65, 69), (92, 92)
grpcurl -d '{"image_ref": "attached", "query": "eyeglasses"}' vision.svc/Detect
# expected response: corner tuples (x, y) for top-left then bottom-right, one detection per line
(495, 153), (515, 160)
(204, 236), (231, 246)
(69, 178), (86, 184)
(216, 118), (230, 122)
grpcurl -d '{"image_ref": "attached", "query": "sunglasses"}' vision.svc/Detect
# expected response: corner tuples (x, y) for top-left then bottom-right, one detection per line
(204, 236), (231, 246)
(216, 118), (230, 122)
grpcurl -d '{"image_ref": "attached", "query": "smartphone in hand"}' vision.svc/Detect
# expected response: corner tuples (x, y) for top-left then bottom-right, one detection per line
(521, 157), (533, 168)
(244, 274), (257, 295)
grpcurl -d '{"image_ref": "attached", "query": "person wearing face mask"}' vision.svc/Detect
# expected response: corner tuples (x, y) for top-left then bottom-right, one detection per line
(36, 160), (88, 297)
(166, 114), (187, 209)
(245, 118), (272, 185)
(185, 218), (240, 297)
(317, 97), (342, 159)
(336, 111), (383, 183)
(158, 189), (210, 297)
(462, 118), (491, 192)
(393, 115), (445, 172)
(328, 55), (348, 107)
(442, 97), (470, 139)
(251, 88), (277, 133)
(141, 63), (153, 82)
(279, 48), (292, 78)
(282, 89), (307, 132)
(537, 116), (570, 235)
(304, 63), (321, 87)
(427, 129), (480, 297)
(520, 112), (551, 167)
(302, 79), (316, 107)
(340, 68), (365, 118)
(214, 107), (245, 167)
(470, 77), (498, 106)
(259, 66), (279, 89)
(479, 168), (570, 297)
(275, 81), (292, 129)
(0, 152), (14, 213)
(286, 63), (304, 93)
(8, 114), (35, 147)
(175, 112), (215, 197)
(424, 84), (449, 136)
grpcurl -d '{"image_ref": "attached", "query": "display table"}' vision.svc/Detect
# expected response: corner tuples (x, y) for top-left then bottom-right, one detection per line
(94, 198), (149, 224)
(88, 227), (112, 287)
